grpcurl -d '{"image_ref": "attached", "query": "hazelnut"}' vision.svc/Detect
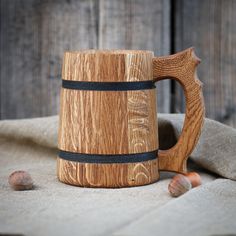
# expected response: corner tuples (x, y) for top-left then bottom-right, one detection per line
(184, 172), (202, 188)
(8, 170), (33, 191)
(168, 174), (192, 197)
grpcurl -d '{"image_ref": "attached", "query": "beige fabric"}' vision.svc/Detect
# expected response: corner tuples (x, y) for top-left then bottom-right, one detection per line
(158, 114), (236, 180)
(0, 114), (235, 236)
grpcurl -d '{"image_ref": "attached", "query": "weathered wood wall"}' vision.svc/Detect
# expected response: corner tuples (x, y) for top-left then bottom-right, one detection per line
(174, 0), (236, 127)
(0, 0), (98, 118)
(98, 0), (171, 112)
(0, 0), (170, 119)
(1, 0), (236, 127)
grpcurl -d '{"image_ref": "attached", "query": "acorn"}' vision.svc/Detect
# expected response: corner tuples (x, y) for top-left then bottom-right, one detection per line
(8, 170), (33, 191)
(184, 172), (202, 188)
(168, 174), (192, 197)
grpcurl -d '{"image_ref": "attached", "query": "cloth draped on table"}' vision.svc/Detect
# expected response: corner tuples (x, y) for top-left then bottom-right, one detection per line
(0, 114), (235, 236)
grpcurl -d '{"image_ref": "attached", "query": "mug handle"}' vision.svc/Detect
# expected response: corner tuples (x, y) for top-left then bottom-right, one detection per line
(153, 47), (205, 173)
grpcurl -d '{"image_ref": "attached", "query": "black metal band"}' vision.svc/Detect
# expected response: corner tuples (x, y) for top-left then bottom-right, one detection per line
(58, 150), (158, 163)
(62, 80), (155, 91)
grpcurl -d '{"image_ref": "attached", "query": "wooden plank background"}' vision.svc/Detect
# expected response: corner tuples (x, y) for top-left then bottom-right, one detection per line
(0, 0), (236, 127)
(0, 0), (98, 118)
(174, 0), (236, 127)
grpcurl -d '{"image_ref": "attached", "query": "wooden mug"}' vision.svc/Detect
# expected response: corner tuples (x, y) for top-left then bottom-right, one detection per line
(57, 48), (205, 188)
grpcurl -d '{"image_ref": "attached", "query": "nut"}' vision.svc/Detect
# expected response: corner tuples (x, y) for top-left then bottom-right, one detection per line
(8, 170), (33, 191)
(168, 174), (192, 197)
(184, 172), (202, 188)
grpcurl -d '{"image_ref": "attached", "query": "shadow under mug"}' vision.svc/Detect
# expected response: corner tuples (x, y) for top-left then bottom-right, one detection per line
(57, 48), (205, 188)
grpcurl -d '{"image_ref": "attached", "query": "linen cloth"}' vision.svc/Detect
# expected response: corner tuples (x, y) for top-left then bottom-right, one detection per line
(0, 114), (235, 236)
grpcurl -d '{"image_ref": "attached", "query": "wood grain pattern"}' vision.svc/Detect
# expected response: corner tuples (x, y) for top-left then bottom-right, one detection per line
(0, 0), (98, 119)
(0, 0), (171, 119)
(1, 0), (236, 131)
(174, 0), (236, 127)
(58, 48), (204, 187)
(57, 158), (159, 188)
(58, 50), (159, 187)
(153, 48), (205, 173)
(98, 0), (171, 113)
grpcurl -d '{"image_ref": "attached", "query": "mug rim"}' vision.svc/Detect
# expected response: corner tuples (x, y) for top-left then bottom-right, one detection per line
(64, 49), (154, 55)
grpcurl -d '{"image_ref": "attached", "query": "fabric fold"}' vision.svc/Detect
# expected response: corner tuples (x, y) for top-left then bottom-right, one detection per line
(1, 114), (235, 180)
(0, 114), (236, 236)
(113, 179), (236, 236)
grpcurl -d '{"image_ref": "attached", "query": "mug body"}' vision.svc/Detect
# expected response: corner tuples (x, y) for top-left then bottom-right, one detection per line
(57, 50), (159, 187)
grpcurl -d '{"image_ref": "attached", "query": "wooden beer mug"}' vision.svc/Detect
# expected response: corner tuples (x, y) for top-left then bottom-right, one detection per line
(57, 48), (205, 188)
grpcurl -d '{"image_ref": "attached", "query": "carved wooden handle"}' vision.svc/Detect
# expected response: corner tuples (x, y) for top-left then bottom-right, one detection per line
(153, 47), (205, 173)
